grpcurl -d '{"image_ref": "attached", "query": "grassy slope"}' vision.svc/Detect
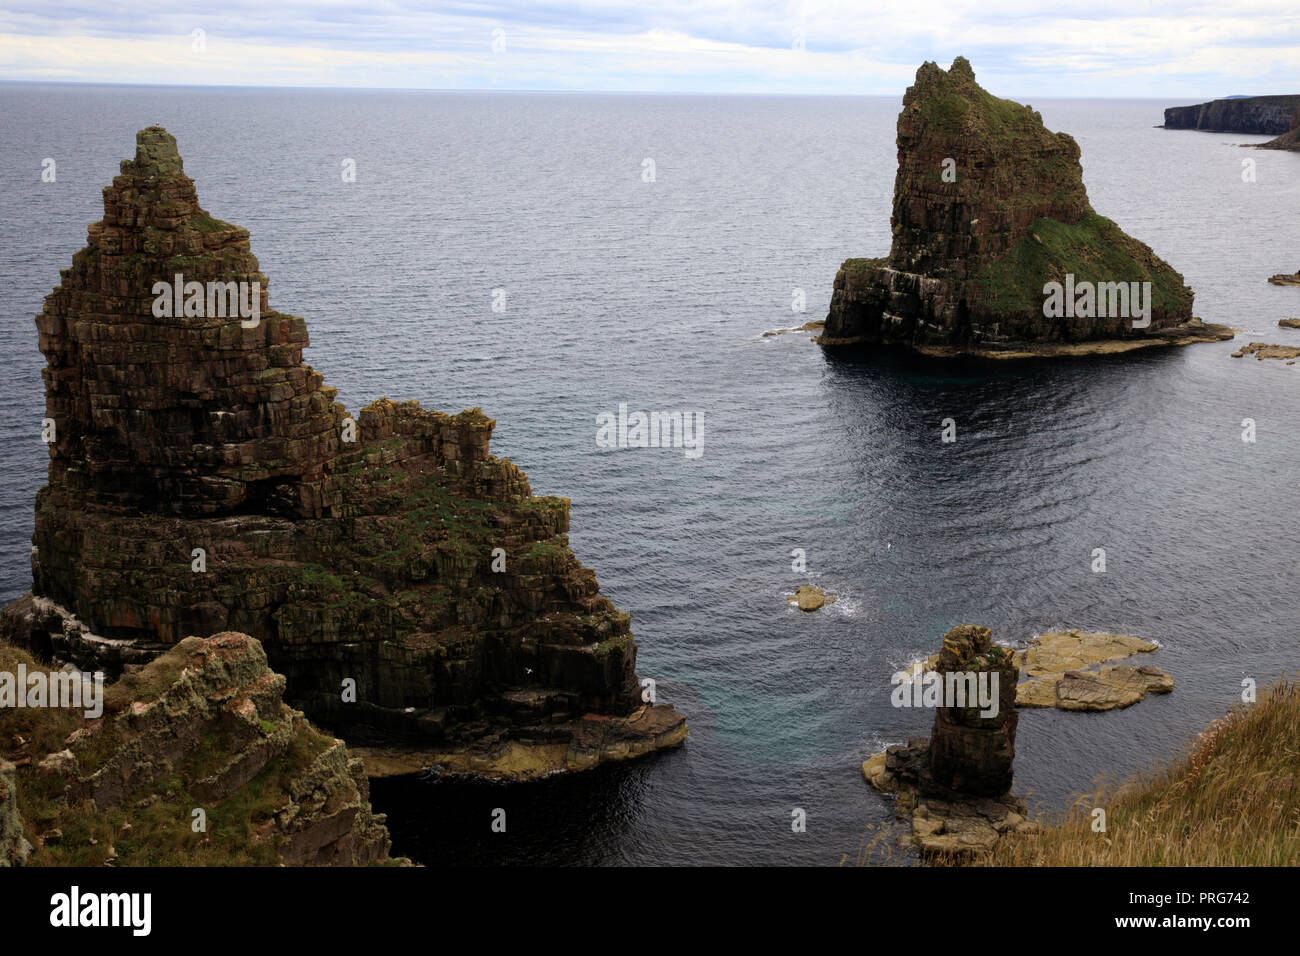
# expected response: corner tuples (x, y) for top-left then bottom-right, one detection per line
(970, 211), (1192, 320)
(958, 678), (1300, 866)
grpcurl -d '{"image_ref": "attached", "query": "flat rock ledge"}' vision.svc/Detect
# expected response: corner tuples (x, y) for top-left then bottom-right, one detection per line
(819, 319), (1235, 360)
(1232, 341), (1300, 363)
(862, 742), (1035, 859)
(762, 320), (825, 339)
(787, 584), (835, 612)
(1279, 318), (1300, 329)
(917, 629), (1174, 712)
(353, 704), (687, 781)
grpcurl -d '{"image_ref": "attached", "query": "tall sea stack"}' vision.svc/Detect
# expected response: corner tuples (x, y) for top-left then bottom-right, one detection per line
(1, 127), (685, 777)
(820, 57), (1233, 355)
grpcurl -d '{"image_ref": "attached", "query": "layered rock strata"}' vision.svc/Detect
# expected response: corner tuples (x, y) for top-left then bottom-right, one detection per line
(0, 127), (685, 779)
(821, 58), (1233, 356)
(1164, 96), (1300, 135)
(0, 632), (398, 865)
(864, 625), (1031, 857)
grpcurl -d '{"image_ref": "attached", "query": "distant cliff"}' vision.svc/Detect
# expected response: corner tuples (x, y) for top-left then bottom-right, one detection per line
(1163, 96), (1300, 134)
(820, 58), (1232, 356)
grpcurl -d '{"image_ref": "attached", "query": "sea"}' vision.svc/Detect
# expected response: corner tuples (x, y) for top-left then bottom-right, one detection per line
(1, 84), (1298, 865)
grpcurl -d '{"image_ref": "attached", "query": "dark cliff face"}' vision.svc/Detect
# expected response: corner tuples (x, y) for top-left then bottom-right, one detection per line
(3, 127), (684, 769)
(1258, 106), (1300, 152)
(1164, 96), (1300, 135)
(821, 58), (1200, 352)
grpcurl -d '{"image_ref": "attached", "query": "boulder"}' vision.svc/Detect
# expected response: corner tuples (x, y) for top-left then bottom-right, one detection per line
(788, 585), (835, 611)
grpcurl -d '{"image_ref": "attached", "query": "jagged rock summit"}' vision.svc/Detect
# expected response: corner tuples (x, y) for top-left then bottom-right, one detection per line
(2, 126), (685, 779)
(820, 58), (1234, 357)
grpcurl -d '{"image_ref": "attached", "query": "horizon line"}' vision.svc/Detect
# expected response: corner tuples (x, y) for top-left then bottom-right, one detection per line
(0, 77), (1246, 103)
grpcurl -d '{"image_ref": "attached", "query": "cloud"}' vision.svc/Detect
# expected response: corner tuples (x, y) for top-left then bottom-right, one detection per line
(0, 1), (1297, 96)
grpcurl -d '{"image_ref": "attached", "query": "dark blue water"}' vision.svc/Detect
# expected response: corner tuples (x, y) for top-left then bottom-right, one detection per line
(2, 84), (1299, 865)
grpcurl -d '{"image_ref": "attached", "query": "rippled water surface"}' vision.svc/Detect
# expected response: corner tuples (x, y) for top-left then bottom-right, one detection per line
(2, 85), (1299, 865)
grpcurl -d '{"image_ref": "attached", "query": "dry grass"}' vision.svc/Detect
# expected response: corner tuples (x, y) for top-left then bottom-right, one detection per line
(958, 678), (1300, 866)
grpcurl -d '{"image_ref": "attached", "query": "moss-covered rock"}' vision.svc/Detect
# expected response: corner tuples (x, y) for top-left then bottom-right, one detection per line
(820, 58), (1233, 355)
(0, 633), (399, 865)
(2, 126), (685, 778)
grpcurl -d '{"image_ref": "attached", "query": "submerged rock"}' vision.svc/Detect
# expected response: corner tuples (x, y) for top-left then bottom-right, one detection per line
(820, 58), (1233, 357)
(762, 320), (825, 338)
(0, 126), (684, 778)
(1231, 342), (1300, 361)
(787, 584), (835, 611)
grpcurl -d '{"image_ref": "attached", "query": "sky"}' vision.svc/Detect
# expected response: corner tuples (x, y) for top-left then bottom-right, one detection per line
(0, 1), (1297, 98)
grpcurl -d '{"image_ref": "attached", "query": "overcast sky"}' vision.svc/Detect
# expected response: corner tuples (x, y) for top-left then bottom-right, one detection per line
(0, 1), (1297, 98)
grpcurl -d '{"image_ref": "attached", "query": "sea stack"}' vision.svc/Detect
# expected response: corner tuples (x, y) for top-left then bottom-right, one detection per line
(862, 625), (1028, 856)
(926, 625), (1019, 796)
(1, 126), (685, 778)
(820, 57), (1233, 356)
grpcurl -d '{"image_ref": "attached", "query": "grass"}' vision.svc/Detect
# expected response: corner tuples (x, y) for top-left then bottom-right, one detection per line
(970, 210), (1191, 322)
(957, 678), (1300, 866)
(188, 209), (232, 234)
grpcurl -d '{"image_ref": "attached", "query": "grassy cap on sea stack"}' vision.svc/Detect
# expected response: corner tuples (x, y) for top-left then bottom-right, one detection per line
(123, 125), (185, 177)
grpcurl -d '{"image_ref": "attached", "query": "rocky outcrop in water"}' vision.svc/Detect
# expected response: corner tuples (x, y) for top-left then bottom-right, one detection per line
(1012, 630), (1173, 710)
(1258, 125), (1300, 152)
(0, 126), (685, 780)
(1268, 270), (1300, 286)
(863, 625), (1030, 857)
(924, 625), (1018, 795)
(1164, 96), (1300, 135)
(820, 58), (1233, 356)
(916, 629), (1174, 712)
(1, 631), (398, 865)
(787, 584), (834, 611)
(1232, 342), (1300, 363)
